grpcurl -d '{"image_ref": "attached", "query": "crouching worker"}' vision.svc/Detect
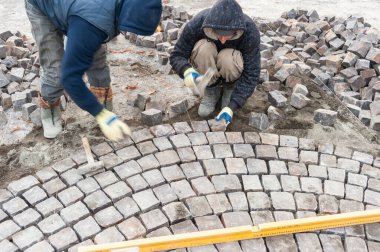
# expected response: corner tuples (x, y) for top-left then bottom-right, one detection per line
(170, 0), (260, 124)
(25, 0), (162, 140)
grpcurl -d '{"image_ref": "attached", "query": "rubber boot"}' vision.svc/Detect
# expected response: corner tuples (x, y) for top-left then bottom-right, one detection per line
(39, 97), (62, 139)
(91, 86), (113, 111)
(198, 84), (222, 117)
(221, 83), (235, 108)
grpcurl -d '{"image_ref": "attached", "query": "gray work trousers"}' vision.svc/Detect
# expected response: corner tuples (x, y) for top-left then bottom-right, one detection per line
(24, 0), (111, 104)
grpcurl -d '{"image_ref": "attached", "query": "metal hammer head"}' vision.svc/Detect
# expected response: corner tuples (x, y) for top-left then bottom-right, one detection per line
(77, 160), (105, 175)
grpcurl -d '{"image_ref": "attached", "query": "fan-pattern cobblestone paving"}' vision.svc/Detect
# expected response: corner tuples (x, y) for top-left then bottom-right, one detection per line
(1, 121), (380, 251)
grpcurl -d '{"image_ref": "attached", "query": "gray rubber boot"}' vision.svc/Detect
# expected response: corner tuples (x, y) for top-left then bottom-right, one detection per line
(198, 84), (222, 117)
(221, 83), (235, 108)
(41, 106), (62, 139)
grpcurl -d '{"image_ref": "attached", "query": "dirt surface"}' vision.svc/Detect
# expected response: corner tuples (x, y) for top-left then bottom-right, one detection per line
(1, 1), (380, 188)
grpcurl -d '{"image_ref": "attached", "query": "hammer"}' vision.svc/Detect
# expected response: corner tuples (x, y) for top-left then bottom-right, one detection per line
(193, 68), (216, 98)
(77, 137), (105, 175)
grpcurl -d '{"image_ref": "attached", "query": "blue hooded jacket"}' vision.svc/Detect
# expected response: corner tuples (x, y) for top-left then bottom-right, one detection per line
(30, 0), (162, 116)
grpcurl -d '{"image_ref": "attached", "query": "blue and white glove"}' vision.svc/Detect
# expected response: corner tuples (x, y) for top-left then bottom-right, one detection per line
(183, 67), (201, 88)
(216, 107), (233, 123)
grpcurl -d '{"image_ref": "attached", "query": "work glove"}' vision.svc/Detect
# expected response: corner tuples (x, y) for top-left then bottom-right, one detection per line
(184, 67), (201, 89)
(216, 107), (233, 123)
(95, 109), (131, 141)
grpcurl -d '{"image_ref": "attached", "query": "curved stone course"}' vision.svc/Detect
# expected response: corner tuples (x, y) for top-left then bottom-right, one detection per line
(1, 121), (380, 252)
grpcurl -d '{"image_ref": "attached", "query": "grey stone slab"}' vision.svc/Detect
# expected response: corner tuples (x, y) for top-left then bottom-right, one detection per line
(191, 177), (216, 196)
(212, 144), (233, 159)
(0, 189), (13, 204)
(345, 184), (363, 201)
(344, 237), (367, 252)
(42, 178), (67, 196)
(83, 190), (111, 212)
(299, 150), (319, 165)
(114, 160), (142, 180)
(22, 186), (47, 205)
(271, 192), (296, 211)
(206, 132), (227, 144)
(361, 164), (380, 179)
(288, 162), (308, 176)
(262, 175), (282, 192)
(328, 167), (346, 182)
(177, 147), (196, 163)
(48, 227), (78, 251)
(104, 181), (132, 202)
(173, 122), (192, 134)
(334, 146), (352, 158)
(242, 175), (263, 192)
(153, 184), (178, 206)
(68, 240), (95, 252)
(337, 158), (360, 173)
(368, 178), (380, 192)
(319, 195), (339, 214)
(278, 147), (299, 162)
(76, 177), (100, 195)
(146, 227), (172, 238)
(324, 180), (345, 198)
(296, 233), (322, 252)
(308, 165), (328, 179)
(191, 121), (210, 132)
(366, 222), (380, 242)
(126, 174), (149, 192)
(60, 169), (84, 186)
(37, 213), (66, 236)
(193, 145), (214, 160)
(161, 165), (186, 182)
(35, 197), (64, 218)
(94, 171), (119, 188)
(114, 197), (140, 219)
(0, 239), (18, 252)
(117, 217), (146, 240)
(295, 192), (317, 211)
(171, 180), (196, 200)
(142, 169), (165, 187)
(225, 132), (244, 144)
(247, 158), (268, 174)
(247, 192), (271, 210)
(162, 202), (191, 224)
(206, 194), (232, 215)
(150, 124), (175, 137)
(266, 234), (298, 252)
(215, 241), (242, 252)
(2, 196), (28, 215)
(171, 219), (198, 235)
(301, 177), (323, 194)
(299, 138), (316, 150)
(91, 142), (113, 157)
(244, 132), (261, 144)
(202, 159), (226, 176)
(281, 175), (301, 192)
(116, 145), (142, 162)
(255, 145), (278, 160)
(280, 135), (298, 147)
(250, 210), (274, 225)
(153, 137), (173, 151)
(268, 160), (288, 175)
(340, 199), (364, 213)
(347, 173), (368, 187)
(318, 142), (335, 155)
(94, 206), (123, 228)
(0, 220), (21, 240)
(195, 215), (224, 231)
(259, 133), (279, 146)
(170, 134), (192, 148)
(132, 189), (160, 212)
(136, 141), (158, 155)
(51, 158), (76, 174)
(12, 226), (44, 251)
(131, 128), (154, 143)
(241, 239), (266, 252)
(57, 186), (84, 207)
(181, 162), (204, 179)
(185, 196), (213, 217)
(155, 150), (180, 166)
(320, 154), (337, 167)
(187, 132), (208, 146)
(98, 153), (124, 170)
(0, 209), (7, 222)
(232, 144), (255, 158)
(221, 211), (252, 227)
(109, 136), (134, 151)
(60, 201), (90, 225)
(13, 208), (42, 228)
(368, 241), (380, 252)
(188, 245), (217, 252)
(24, 240), (55, 252)
(140, 209), (169, 232)
(319, 234), (344, 252)
(352, 151), (373, 165)
(273, 211), (294, 221)
(7, 175), (40, 196)
(94, 226), (125, 244)
(364, 190), (380, 206)
(225, 158), (247, 175)
(211, 175), (242, 193)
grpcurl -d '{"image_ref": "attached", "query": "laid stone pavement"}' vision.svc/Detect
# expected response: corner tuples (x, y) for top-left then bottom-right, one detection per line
(1, 121), (380, 252)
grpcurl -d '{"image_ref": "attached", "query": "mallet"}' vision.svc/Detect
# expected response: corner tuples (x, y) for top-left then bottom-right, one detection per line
(77, 137), (105, 175)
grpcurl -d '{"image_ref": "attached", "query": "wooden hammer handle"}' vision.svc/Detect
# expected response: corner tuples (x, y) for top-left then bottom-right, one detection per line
(82, 137), (95, 164)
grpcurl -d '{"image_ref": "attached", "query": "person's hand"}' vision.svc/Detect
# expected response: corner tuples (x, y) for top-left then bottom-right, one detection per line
(95, 109), (131, 141)
(216, 107), (233, 123)
(184, 68), (201, 88)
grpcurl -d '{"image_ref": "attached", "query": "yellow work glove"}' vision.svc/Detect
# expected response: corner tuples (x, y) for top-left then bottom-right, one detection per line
(95, 109), (131, 141)
(216, 107), (233, 123)
(183, 67), (201, 88)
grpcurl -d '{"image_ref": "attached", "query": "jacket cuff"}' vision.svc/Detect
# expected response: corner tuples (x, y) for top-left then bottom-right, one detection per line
(179, 64), (192, 79)
(228, 100), (239, 112)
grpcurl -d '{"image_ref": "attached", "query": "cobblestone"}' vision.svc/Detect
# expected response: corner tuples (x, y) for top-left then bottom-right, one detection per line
(206, 194), (232, 215)
(250, 210), (274, 225)
(114, 161), (142, 180)
(94, 226), (125, 244)
(352, 151), (374, 165)
(337, 158), (361, 173)
(212, 144), (233, 158)
(173, 122), (192, 134)
(308, 165), (328, 179)
(60, 201), (90, 225)
(177, 147), (196, 162)
(281, 175), (301, 192)
(319, 234), (344, 252)
(278, 147), (299, 161)
(153, 137), (173, 151)
(319, 195), (339, 214)
(73, 216), (101, 241)
(255, 145), (278, 160)
(22, 186), (47, 205)
(347, 173), (368, 187)
(247, 192), (271, 210)
(262, 175), (282, 191)
(126, 174), (149, 192)
(171, 180), (196, 200)
(225, 132), (244, 144)
(161, 165), (186, 182)
(114, 197), (140, 218)
(48, 227), (78, 251)
(233, 144), (255, 158)
(51, 158), (76, 174)
(299, 150), (319, 164)
(150, 124), (175, 137)
(0, 189), (13, 204)
(7, 175), (40, 196)
(0, 220), (21, 240)
(12, 226), (44, 250)
(132, 189), (160, 212)
(191, 121), (210, 132)
(242, 175), (262, 192)
(320, 154), (337, 167)
(271, 192), (296, 211)
(94, 206), (123, 228)
(191, 177), (216, 196)
(269, 160), (288, 175)
(260, 133), (279, 146)
(155, 150), (180, 166)
(247, 158), (268, 174)
(324, 180), (345, 198)
(225, 158), (247, 174)
(241, 239), (266, 252)
(162, 202), (191, 224)
(141, 209), (169, 232)
(170, 134), (192, 148)
(345, 184), (363, 201)
(328, 167), (346, 182)
(3, 196), (28, 215)
(301, 177), (323, 194)
(35, 197), (63, 217)
(295, 193), (317, 211)
(13, 208), (42, 228)
(25, 240), (55, 252)
(104, 181), (132, 202)
(91, 142), (113, 157)
(296, 233), (322, 252)
(299, 138), (316, 150)
(193, 145), (214, 160)
(188, 132), (208, 146)
(83, 190), (111, 212)
(37, 213), (65, 236)
(57, 186), (84, 206)
(185, 196), (213, 217)
(368, 178), (380, 192)
(136, 141), (158, 155)
(212, 175), (242, 193)
(266, 234), (298, 252)
(195, 215), (224, 231)
(42, 178), (67, 196)
(142, 169), (165, 187)
(76, 177), (100, 195)
(344, 237), (367, 252)
(334, 146), (352, 158)
(273, 211), (294, 221)
(116, 145), (142, 162)
(61, 169), (83, 185)
(0, 240), (18, 252)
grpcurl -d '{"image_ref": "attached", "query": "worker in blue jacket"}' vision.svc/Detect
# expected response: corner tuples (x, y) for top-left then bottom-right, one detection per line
(170, 0), (260, 124)
(25, 0), (162, 140)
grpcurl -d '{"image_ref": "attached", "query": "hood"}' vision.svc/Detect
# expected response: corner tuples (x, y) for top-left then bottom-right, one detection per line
(202, 0), (246, 41)
(117, 0), (162, 36)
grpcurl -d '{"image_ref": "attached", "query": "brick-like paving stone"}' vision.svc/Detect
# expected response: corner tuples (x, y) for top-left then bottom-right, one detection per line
(2, 122), (380, 251)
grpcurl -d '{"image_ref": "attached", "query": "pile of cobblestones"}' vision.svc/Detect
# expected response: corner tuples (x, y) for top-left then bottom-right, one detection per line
(1, 121), (380, 251)
(0, 30), (42, 128)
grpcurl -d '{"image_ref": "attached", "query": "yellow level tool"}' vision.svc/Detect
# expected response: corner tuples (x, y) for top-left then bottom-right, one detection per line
(78, 209), (380, 252)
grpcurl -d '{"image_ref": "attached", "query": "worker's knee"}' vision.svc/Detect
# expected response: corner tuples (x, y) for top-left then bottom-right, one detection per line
(191, 39), (218, 64)
(217, 49), (243, 82)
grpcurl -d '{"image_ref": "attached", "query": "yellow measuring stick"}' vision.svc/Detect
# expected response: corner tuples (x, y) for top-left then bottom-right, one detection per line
(78, 209), (380, 252)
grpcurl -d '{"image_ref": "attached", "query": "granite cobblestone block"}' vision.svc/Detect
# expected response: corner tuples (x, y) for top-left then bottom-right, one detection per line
(94, 226), (125, 244)
(22, 186), (47, 205)
(232, 144), (255, 158)
(301, 177), (323, 194)
(242, 175), (263, 192)
(37, 213), (66, 236)
(162, 202), (191, 224)
(345, 184), (364, 201)
(57, 186), (84, 207)
(191, 177), (216, 196)
(73, 216), (101, 241)
(60, 169), (83, 186)
(153, 137), (173, 151)
(13, 208), (42, 228)
(281, 175), (301, 192)
(211, 175), (242, 193)
(7, 175), (40, 196)
(142, 169), (165, 187)
(171, 180), (196, 200)
(0, 240), (18, 252)
(206, 194), (232, 215)
(83, 190), (111, 212)
(212, 144), (233, 159)
(288, 162), (308, 176)
(202, 159), (226, 176)
(114, 197), (140, 219)
(12, 226), (44, 251)
(114, 161), (142, 180)
(116, 145), (141, 162)
(262, 175), (282, 191)
(48, 227), (78, 251)
(76, 177), (100, 195)
(337, 158), (360, 173)
(225, 158), (247, 174)
(247, 158), (268, 174)
(278, 147), (299, 161)
(247, 192), (271, 210)
(319, 195), (339, 214)
(185, 196), (213, 217)
(169, 134), (192, 148)
(177, 147), (197, 162)
(104, 181), (132, 202)
(187, 132), (208, 146)
(250, 210), (274, 225)
(140, 209), (169, 232)
(195, 215), (224, 231)
(228, 192), (248, 212)
(193, 145), (214, 160)
(42, 178), (67, 196)
(132, 189), (160, 212)
(35, 197), (64, 218)
(126, 174), (149, 192)
(2, 196), (28, 215)
(155, 150), (180, 166)
(136, 141), (158, 156)
(328, 167), (346, 182)
(255, 145), (278, 160)
(161, 165), (186, 182)
(94, 206), (123, 228)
